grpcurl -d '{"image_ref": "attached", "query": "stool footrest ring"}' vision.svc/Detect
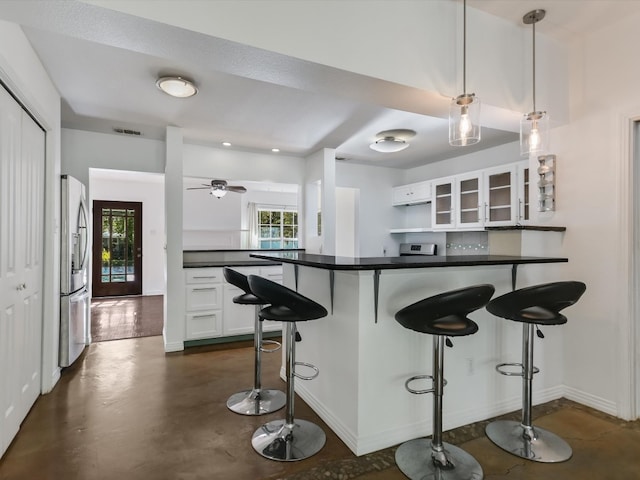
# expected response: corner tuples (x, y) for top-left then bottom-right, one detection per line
(294, 361), (319, 380)
(404, 374), (447, 395)
(495, 362), (540, 376)
(260, 339), (282, 353)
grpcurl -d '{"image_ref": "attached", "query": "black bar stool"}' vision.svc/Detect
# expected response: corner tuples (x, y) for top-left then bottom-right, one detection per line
(223, 268), (286, 416)
(247, 274), (328, 462)
(394, 284), (495, 480)
(485, 281), (586, 463)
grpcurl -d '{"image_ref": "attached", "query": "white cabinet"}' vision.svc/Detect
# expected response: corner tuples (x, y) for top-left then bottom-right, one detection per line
(516, 161), (530, 224)
(184, 267), (222, 340)
(482, 164), (517, 227)
(259, 266), (283, 333)
(185, 265), (283, 340)
(223, 266), (283, 335)
(432, 176), (457, 230)
(392, 181), (431, 206)
(430, 162), (525, 231)
(456, 171), (484, 229)
(223, 266), (260, 336)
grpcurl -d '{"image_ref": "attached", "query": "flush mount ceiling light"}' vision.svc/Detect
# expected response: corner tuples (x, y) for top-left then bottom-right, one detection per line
(156, 76), (198, 98)
(449, 0), (481, 147)
(521, 9), (549, 157)
(369, 129), (416, 153)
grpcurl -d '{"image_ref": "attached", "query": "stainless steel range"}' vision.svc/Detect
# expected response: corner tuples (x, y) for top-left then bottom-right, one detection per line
(399, 243), (437, 256)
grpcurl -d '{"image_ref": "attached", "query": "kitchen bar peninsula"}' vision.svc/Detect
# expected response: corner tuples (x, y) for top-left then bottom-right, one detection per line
(251, 252), (568, 456)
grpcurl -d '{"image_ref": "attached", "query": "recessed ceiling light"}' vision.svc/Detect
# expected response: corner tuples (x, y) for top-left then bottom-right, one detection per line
(156, 76), (197, 98)
(222, 142), (231, 147)
(272, 148), (280, 153)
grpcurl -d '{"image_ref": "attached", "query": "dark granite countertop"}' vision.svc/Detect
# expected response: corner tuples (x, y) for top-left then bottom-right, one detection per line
(485, 225), (566, 232)
(184, 260), (282, 268)
(250, 252), (568, 271)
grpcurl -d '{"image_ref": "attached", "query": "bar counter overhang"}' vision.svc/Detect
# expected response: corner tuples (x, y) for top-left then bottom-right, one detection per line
(251, 252), (569, 456)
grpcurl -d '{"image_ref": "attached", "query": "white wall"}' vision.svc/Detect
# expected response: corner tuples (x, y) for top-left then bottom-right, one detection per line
(541, 11), (640, 418)
(404, 141), (522, 183)
(336, 162), (404, 257)
(90, 173), (165, 295)
(61, 129), (165, 187)
(0, 19), (61, 392)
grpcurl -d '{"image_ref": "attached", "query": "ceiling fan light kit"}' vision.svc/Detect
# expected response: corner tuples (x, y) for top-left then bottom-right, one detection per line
(186, 179), (247, 199)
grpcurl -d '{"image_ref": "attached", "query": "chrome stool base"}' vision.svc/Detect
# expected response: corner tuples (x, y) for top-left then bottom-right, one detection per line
(226, 388), (286, 416)
(395, 438), (484, 480)
(486, 420), (572, 463)
(252, 419), (326, 462)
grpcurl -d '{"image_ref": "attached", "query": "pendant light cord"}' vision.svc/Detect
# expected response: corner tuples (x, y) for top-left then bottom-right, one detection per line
(463, 0), (467, 94)
(532, 18), (536, 112)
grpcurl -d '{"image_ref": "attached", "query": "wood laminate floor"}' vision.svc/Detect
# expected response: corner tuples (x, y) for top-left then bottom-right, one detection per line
(91, 295), (163, 342)
(0, 336), (638, 479)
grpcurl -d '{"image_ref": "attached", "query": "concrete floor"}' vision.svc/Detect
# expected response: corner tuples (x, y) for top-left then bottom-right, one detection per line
(1, 335), (639, 480)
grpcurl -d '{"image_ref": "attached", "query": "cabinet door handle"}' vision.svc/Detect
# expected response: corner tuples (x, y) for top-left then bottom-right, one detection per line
(193, 276), (218, 280)
(192, 287), (217, 292)
(192, 313), (215, 319)
(478, 205), (482, 223)
(518, 199), (522, 221)
(484, 203), (489, 222)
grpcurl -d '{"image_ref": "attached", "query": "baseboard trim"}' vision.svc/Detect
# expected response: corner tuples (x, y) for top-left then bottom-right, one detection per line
(562, 385), (617, 416)
(291, 382), (566, 456)
(163, 339), (184, 352)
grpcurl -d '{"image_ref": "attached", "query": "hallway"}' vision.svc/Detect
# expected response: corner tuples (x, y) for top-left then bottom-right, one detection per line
(0, 336), (638, 479)
(91, 295), (163, 342)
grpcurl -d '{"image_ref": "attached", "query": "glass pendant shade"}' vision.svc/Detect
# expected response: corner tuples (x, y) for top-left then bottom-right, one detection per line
(449, 93), (481, 146)
(520, 110), (549, 156)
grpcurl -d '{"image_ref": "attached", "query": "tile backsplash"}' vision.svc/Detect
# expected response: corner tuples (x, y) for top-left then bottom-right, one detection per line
(445, 231), (488, 255)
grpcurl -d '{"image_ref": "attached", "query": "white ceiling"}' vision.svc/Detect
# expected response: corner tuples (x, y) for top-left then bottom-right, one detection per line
(3, 0), (640, 170)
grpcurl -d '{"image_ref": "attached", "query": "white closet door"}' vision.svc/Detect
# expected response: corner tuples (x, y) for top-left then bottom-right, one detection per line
(17, 110), (44, 418)
(0, 86), (45, 458)
(0, 84), (24, 457)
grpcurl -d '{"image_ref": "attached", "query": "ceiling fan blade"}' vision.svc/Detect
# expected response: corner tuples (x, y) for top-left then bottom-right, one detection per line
(227, 186), (247, 193)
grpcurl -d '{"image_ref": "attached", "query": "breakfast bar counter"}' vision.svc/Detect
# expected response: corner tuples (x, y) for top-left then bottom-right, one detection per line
(250, 252), (568, 456)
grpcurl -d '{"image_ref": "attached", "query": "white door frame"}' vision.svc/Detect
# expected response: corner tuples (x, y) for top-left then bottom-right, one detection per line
(619, 111), (640, 420)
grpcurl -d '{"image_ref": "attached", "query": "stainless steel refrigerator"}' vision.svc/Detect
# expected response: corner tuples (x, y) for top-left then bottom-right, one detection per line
(60, 174), (90, 367)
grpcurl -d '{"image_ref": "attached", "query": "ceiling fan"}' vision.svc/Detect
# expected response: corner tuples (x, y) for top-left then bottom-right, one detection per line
(186, 179), (247, 198)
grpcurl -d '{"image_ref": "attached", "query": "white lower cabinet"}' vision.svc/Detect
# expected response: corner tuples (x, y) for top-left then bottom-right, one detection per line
(184, 267), (223, 340)
(185, 265), (283, 341)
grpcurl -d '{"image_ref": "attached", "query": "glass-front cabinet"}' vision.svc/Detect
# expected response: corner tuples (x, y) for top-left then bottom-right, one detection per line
(456, 172), (484, 229)
(432, 176), (456, 229)
(517, 162), (530, 224)
(483, 165), (517, 227)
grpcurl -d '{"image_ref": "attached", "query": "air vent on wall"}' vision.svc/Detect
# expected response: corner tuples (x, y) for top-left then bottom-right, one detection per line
(113, 127), (142, 136)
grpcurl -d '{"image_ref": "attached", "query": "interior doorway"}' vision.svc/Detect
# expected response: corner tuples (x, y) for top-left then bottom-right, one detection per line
(92, 200), (143, 297)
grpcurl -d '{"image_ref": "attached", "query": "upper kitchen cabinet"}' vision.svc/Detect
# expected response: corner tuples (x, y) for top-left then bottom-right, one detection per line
(482, 164), (518, 227)
(392, 181), (431, 206)
(456, 171), (484, 229)
(516, 161), (530, 224)
(432, 176), (457, 230)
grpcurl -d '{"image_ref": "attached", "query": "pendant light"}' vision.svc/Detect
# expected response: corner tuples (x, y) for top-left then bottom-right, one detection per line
(521, 9), (549, 156)
(449, 0), (480, 147)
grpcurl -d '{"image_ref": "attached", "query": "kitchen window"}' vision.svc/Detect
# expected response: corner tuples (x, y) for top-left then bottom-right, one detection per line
(258, 208), (298, 249)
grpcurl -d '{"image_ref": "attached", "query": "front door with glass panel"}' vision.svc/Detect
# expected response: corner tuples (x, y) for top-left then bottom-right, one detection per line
(92, 201), (142, 297)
